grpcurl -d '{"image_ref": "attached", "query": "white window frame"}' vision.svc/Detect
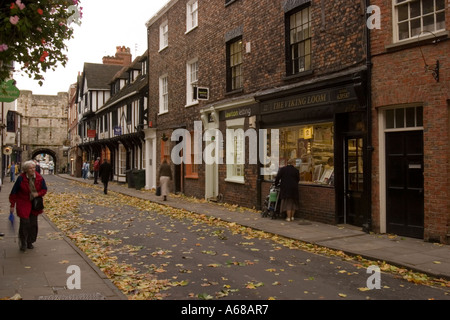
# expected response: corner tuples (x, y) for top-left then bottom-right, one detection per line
(186, 0), (198, 33)
(393, 0), (446, 42)
(159, 74), (169, 114)
(159, 20), (168, 51)
(119, 144), (127, 176)
(225, 118), (245, 184)
(186, 58), (199, 107)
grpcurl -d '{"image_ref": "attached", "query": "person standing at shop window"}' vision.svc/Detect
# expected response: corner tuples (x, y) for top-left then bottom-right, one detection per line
(275, 158), (300, 222)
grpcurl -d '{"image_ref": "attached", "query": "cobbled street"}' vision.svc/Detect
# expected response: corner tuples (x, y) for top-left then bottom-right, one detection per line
(44, 175), (450, 300)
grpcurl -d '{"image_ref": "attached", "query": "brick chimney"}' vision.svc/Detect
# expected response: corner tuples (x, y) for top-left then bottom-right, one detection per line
(102, 46), (132, 66)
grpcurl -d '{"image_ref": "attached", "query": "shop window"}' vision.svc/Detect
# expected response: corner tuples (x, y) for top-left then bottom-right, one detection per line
(264, 122), (334, 185)
(286, 5), (312, 75)
(185, 131), (199, 179)
(161, 139), (171, 162)
(394, 0), (445, 42)
(226, 120), (245, 183)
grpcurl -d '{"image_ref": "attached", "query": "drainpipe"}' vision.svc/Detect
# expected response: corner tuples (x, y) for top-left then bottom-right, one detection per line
(256, 113), (262, 211)
(363, 0), (374, 233)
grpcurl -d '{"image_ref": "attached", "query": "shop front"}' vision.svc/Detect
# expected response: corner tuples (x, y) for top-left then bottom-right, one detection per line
(256, 70), (370, 228)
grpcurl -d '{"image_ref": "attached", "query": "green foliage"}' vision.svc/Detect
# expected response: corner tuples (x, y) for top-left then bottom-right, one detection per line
(0, 0), (82, 85)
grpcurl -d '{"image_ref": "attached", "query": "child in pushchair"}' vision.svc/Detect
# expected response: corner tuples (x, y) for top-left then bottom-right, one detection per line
(261, 183), (282, 219)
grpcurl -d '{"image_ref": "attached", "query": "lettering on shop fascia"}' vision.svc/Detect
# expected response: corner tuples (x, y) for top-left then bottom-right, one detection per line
(261, 86), (355, 114)
(220, 105), (257, 121)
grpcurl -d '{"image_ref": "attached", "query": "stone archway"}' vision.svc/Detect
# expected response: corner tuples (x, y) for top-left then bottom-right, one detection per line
(31, 148), (58, 174)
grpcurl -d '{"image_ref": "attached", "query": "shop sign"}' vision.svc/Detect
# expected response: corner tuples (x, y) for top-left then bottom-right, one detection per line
(261, 86), (356, 114)
(0, 80), (20, 103)
(87, 129), (96, 138)
(220, 104), (257, 121)
(114, 126), (122, 136)
(194, 87), (209, 100)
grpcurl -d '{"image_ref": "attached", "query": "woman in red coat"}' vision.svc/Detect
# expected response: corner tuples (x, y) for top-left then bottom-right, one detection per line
(9, 160), (48, 251)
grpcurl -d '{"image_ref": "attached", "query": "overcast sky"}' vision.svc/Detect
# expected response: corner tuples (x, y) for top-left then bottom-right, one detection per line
(13, 0), (169, 95)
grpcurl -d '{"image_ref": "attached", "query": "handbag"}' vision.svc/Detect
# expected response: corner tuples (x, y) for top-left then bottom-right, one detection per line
(156, 186), (161, 196)
(32, 196), (44, 211)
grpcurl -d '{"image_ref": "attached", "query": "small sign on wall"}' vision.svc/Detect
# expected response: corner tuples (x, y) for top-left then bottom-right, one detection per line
(87, 129), (96, 138)
(194, 87), (209, 100)
(303, 127), (313, 139)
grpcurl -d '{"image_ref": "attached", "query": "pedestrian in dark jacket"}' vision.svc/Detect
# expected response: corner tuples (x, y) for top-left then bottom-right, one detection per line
(99, 159), (112, 194)
(158, 158), (172, 201)
(275, 158), (300, 222)
(9, 160), (47, 251)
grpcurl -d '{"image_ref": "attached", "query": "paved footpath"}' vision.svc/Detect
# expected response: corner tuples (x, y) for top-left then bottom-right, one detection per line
(1, 174), (448, 300)
(0, 178), (127, 300)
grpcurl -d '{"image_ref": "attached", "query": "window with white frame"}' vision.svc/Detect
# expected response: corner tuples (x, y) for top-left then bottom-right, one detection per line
(160, 20), (168, 50)
(186, 58), (198, 106)
(187, 0), (198, 32)
(119, 144), (127, 175)
(226, 119), (245, 183)
(394, 0), (445, 42)
(159, 74), (168, 114)
(385, 106), (423, 129)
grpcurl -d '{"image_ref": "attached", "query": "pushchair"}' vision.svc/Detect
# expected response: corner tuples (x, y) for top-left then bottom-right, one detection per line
(261, 183), (282, 219)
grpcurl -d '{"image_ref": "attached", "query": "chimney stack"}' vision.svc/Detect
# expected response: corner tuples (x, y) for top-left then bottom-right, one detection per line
(102, 46), (132, 66)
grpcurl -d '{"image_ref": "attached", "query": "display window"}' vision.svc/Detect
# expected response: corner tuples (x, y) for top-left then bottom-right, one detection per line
(264, 122), (334, 186)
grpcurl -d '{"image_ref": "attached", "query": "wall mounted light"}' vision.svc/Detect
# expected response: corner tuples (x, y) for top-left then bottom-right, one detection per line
(417, 31), (440, 82)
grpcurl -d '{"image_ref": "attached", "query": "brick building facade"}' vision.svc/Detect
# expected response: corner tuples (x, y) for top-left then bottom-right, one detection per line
(146, 0), (371, 227)
(370, 0), (449, 243)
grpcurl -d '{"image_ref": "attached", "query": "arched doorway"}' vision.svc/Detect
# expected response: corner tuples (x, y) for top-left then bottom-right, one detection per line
(31, 148), (58, 175)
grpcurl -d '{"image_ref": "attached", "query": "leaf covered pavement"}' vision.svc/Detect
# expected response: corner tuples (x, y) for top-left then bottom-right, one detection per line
(44, 177), (450, 300)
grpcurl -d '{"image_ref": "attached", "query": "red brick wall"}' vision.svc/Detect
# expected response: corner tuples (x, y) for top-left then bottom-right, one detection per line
(370, 1), (450, 243)
(261, 181), (335, 223)
(147, 0), (366, 215)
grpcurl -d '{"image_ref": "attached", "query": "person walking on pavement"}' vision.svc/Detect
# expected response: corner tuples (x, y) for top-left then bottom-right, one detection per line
(93, 157), (100, 184)
(275, 158), (300, 222)
(158, 158), (172, 201)
(99, 159), (112, 194)
(82, 161), (90, 179)
(9, 160), (48, 251)
(8, 162), (18, 182)
(34, 160), (41, 174)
